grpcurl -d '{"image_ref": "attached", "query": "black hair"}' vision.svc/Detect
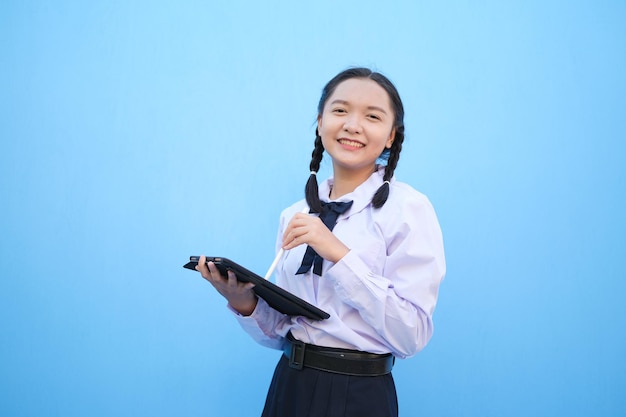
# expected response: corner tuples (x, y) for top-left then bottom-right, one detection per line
(305, 67), (406, 211)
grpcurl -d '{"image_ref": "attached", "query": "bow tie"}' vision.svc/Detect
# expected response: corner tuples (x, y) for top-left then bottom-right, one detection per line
(296, 200), (354, 276)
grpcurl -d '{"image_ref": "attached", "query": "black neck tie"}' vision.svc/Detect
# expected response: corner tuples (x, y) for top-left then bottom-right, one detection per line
(296, 200), (354, 276)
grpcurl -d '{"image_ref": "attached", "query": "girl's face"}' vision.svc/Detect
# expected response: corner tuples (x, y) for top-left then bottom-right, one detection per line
(318, 77), (396, 179)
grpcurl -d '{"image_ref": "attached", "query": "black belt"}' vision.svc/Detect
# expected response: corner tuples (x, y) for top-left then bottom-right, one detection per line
(283, 333), (394, 377)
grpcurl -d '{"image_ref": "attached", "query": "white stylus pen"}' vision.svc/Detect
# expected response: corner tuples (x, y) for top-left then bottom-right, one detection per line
(263, 206), (309, 280)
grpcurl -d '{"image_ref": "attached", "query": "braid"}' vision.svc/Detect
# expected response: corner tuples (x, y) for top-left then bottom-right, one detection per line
(372, 127), (404, 208)
(305, 130), (324, 213)
(384, 130), (403, 181)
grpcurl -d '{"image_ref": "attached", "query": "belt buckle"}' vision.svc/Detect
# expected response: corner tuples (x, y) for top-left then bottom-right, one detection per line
(288, 339), (305, 370)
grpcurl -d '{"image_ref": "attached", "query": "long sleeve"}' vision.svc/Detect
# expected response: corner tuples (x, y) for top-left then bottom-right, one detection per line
(230, 297), (289, 350)
(324, 191), (445, 358)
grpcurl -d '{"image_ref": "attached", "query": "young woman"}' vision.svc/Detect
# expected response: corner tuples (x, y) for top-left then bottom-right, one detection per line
(196, 67), (446, 417)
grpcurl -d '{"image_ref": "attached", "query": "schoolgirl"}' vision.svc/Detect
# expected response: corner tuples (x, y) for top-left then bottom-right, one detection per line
(196, 67), (446, 417)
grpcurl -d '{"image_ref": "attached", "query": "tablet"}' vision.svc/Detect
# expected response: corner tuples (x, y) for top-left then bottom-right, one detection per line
(183, 256), (330, 321)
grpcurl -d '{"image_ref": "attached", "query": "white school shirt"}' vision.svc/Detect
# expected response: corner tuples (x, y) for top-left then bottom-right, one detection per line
(232, 167), (446, 359)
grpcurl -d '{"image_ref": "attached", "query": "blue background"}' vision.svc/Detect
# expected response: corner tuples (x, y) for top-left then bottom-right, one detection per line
(1, 1), (624, 416)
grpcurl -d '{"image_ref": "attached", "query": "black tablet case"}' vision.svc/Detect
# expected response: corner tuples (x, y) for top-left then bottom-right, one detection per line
(183, 256), (330, 321)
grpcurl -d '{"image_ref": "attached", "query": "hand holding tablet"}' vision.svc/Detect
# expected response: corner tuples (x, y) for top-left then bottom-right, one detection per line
(183, 256), (329, 320)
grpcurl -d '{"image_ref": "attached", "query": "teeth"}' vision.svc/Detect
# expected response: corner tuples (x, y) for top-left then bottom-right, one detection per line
(339, 139), (364, 148)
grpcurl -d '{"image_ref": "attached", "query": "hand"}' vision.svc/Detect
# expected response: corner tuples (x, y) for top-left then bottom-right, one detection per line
(282, 212), (350, 263)
(195, 255), (258, 316)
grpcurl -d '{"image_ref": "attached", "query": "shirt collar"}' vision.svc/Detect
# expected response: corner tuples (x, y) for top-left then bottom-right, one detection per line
(318, 165), (391, 217)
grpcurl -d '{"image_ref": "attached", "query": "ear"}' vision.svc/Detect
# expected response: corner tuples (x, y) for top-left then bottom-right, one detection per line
(317, 114), (323, 131)
(385, 128), (396, 149)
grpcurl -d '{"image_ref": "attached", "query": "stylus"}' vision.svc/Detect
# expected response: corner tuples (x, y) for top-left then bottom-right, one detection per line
(264, 206), (309, 279)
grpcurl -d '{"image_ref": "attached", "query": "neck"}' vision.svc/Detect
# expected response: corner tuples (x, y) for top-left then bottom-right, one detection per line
(329, 163), (376, 200)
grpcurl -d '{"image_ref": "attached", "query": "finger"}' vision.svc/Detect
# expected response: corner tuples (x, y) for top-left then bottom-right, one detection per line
(207, 261), (225, 281)
(282, 230), (298, 249)
(288, 213), (314, 228)
(284, 214), (311, 234)
(197, 255), (207, 270)
(226, 269), (238, 288)
(283, 233), (305, 250)
(196, 255), (210, 277)
(284, 224), (312, 247)
(284, 222), (307, 240)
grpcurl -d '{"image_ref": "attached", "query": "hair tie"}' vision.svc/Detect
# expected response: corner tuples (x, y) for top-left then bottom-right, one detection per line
(310, 171), (317, 176)
(383, 180), (390, 185)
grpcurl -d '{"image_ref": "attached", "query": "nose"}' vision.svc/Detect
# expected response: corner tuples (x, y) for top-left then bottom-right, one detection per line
(343, 115), (362, 134)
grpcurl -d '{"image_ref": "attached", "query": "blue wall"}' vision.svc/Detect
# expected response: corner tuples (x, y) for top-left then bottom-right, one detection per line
(1, 1), (624, 416)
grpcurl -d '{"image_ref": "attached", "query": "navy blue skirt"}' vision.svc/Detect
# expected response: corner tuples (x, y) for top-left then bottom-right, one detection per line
(261, 354), (398, 417)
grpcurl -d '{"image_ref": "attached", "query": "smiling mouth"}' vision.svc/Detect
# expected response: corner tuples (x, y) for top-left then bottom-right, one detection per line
(338, 138), (364, 148)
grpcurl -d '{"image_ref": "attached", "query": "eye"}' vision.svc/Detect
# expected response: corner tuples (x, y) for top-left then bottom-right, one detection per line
(332, 108), (347, 114)
(367, 114), (382, 120)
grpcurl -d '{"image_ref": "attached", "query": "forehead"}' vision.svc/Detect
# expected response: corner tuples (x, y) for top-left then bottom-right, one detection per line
(325, 78), (392, 111)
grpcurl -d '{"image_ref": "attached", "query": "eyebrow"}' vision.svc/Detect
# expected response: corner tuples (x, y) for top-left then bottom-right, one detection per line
(329, 99), (388, 115)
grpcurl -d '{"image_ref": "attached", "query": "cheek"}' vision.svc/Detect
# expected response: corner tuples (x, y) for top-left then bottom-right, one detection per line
(318, 119), (338, 141)
(373, 127), (393, 147)
(320, 134), (334, 151)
